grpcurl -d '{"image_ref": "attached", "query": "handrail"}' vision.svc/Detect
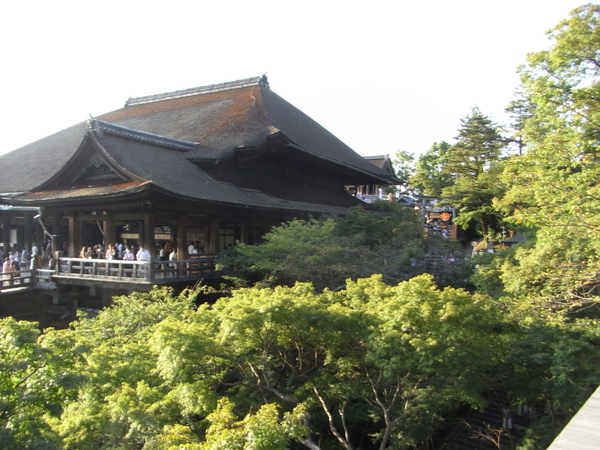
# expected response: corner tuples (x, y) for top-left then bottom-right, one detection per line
(55, 256), (219, 282)
(57, 258), (153, 282)
(0, 256), (220, 291)
(0, 269), (35, 290)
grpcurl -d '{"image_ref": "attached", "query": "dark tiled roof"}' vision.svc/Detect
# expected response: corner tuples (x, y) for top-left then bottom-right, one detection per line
(13, 180), (150, 203)
(0, 76), (394, 212)
(10, 120), (367, 215)
(0, 124), (86, 194)
(364, 155), (395, 174)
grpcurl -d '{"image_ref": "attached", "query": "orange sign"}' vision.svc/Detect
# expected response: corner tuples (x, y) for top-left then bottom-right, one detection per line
(440, 212), (451, 222)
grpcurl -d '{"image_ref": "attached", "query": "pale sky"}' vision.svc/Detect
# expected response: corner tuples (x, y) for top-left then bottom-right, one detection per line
(0, 0), (586, 159)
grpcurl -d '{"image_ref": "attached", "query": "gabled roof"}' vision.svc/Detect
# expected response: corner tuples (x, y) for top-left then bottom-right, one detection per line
(0, 76), (395, 197)
(364, 154), (396, 175)
(11, 120), (366, 215)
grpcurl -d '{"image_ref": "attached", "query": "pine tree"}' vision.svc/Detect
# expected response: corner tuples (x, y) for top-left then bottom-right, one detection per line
(441, 107), (507, 239)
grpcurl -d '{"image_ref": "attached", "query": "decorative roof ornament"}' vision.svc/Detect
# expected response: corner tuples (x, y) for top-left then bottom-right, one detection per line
(259, 74), (269, 88)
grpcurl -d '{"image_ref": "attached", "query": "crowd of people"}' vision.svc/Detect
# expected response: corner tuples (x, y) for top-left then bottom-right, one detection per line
(1, 244), (46, 273)
(76, 242), (182, 263)
(1, 240), (208, 281)
(0, 243), (48, 284)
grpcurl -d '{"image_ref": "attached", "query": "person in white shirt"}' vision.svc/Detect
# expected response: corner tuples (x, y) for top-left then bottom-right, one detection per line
(136, 245), (151, 262)
(168, 249), (177, 277)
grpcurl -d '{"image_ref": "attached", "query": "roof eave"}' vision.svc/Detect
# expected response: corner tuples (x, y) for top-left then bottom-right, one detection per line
(287, 143), (400, 185)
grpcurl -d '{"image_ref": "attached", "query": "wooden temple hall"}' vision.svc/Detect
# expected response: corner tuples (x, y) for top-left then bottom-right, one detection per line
(0, 76), (398, 307)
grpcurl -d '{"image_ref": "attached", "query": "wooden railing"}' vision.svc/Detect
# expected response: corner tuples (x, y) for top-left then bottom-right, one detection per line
(57, 258), (152, 281)
(55, 256), (219, 283)
(0, 256), (220, 292)
(0, 268), (55, 291)
(1, 269), (34, 289)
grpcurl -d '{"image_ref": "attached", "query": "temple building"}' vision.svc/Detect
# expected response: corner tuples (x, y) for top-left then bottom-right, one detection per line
(0, 76), (398, 269)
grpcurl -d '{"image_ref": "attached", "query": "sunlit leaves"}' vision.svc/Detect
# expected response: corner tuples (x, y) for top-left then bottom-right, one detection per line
(495, 4), (600, 310)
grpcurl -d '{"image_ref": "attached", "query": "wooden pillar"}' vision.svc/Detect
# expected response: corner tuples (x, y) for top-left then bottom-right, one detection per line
(142, 212), (155, 255)
(177, 216), (187, 260)
(209, 219), (219, 253)
(68, 213), (79, 257)
(142, 212), (155, 281)
(24, 214), (33, 252)
(2, 211), (12, 256)
(240, 222), (249, 244)
(103, 213), (115, 248)
(51, 212), (61, 254)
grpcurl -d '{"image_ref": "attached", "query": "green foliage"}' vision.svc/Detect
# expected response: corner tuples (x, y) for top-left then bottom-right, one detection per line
(505, 89), (536, 155)
(441, 107), (509, 239)
(50, 286), (202, 449)
(220, 217), (363, 289)
(198, 274), (508, 448)
(492, 4), (600, 312)
(2, 272), (600, 449)
(409, 141), (454, 196)
(0, 278), (508, 448)
(219, 205), (429, 290)
(200, 399), (294, 450)
(0, 318), (79, 449)
(334, 202), (421, 249)
(496, 317), (600, 449)
(391, 149), (415, 193)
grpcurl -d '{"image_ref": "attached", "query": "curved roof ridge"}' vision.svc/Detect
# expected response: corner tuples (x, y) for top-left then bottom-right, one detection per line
(89, 119), (196, 152)
(125, 75), (269, 107)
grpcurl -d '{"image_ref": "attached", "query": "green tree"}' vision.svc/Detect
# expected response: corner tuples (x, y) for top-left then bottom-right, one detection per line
(494, 311), (600, 449)
(505, 89), (536, 155)
(0, 318), (79, 449)
(441, 107), (508, 239)
(139, 275), (508, 449)
(391, 149), (415, 194)
(4, 278), (596, 448)
(52, 286), (201, 449)
(495, 3), (600, 311)
(220, 205), (426, 290)
(409, 141), (454, 196)
(194, 276), (505, 448)
(219, 217), (367, 290)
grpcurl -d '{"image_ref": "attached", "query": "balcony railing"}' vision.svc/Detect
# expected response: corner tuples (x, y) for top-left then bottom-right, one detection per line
(0, 256), (220, 293)
(54, 256), (219, 283)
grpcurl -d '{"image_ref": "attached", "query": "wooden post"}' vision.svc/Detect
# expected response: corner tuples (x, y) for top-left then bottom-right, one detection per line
(209, 219), (219, 253)
(24, 214), (33, 254)
(177, 216), (187, 261)
(2, 211), (12, 257)
(240, 222), (248, 244)
(68, 213), (79, 257)
(103, 213), (115, 248)
(52, 211), (61, 254)
(143, 212), (155, 254)
(143, 212), (155, 281)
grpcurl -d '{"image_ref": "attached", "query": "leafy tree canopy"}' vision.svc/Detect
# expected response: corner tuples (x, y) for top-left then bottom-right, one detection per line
(409, 141), (454, 197)
(493, 3), (600, 312)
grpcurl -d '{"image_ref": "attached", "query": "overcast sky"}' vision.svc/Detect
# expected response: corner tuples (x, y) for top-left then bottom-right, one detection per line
(0, 0), (585, 158)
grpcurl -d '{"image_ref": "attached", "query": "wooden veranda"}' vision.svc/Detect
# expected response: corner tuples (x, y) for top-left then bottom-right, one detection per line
(0, 255), (220, 294)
